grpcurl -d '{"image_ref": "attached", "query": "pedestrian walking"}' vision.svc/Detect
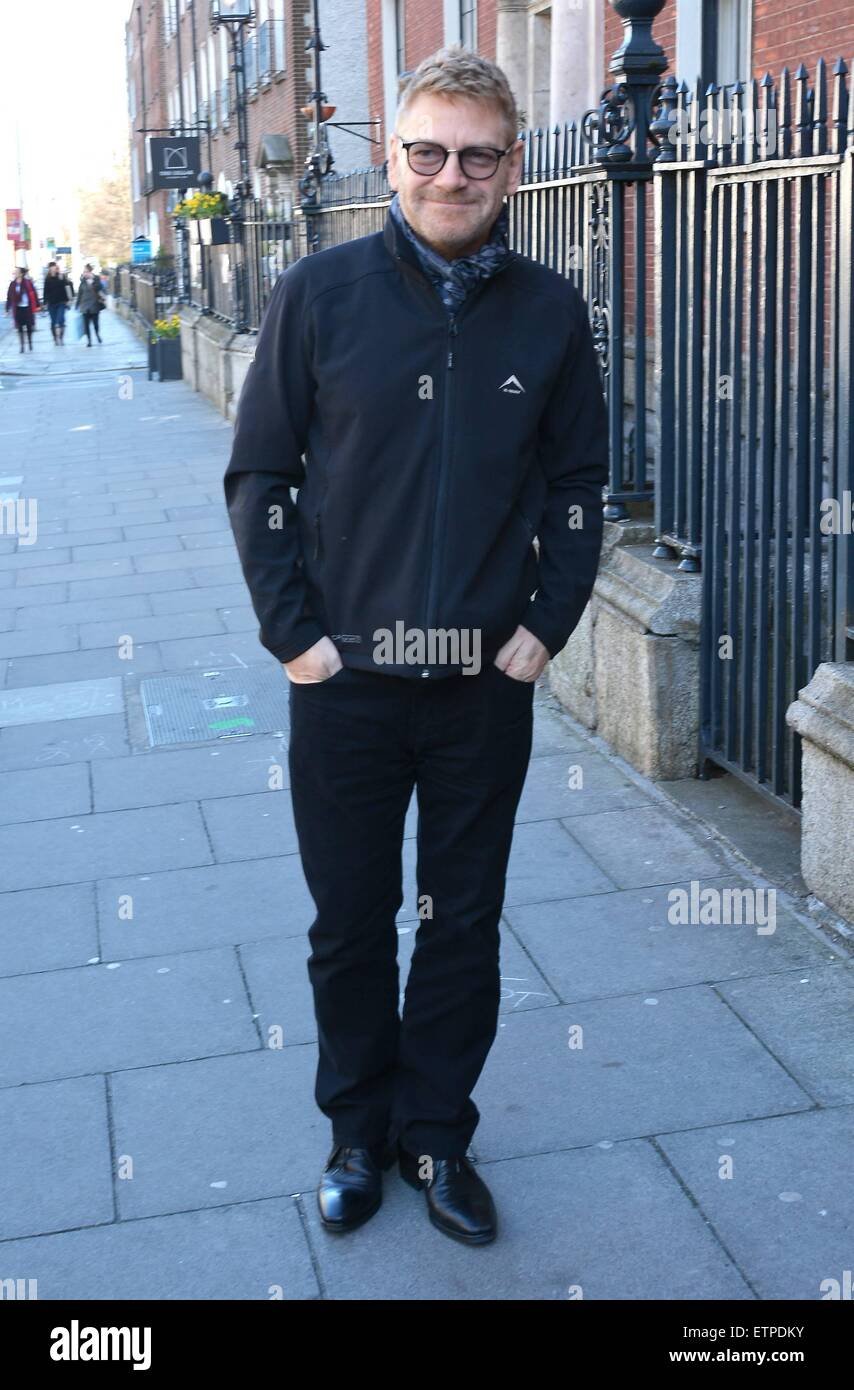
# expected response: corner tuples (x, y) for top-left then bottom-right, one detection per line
(5, 266), (41, 352)
(224, 44), (609, 1247)
(42, 261), (74, 345)
(75, 264), (106, 345)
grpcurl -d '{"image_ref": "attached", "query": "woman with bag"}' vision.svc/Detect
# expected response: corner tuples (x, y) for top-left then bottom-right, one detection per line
(75, 264), (106, 346)
(42, 262), (74, 345)
(5, 266), (41, 352)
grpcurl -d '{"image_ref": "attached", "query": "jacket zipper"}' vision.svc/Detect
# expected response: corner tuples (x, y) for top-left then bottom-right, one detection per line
(313, 511), (323, 561)
(423, 314), (458, 638)
(393, 251), (505, 648)
(422, 274), (504, 641)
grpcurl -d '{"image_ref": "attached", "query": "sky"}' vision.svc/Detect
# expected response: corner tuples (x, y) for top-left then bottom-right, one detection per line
(0, 0), (130, 254)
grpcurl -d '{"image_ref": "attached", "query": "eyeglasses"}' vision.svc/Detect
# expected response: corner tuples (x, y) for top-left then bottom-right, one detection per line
(399, 139), (516, 179)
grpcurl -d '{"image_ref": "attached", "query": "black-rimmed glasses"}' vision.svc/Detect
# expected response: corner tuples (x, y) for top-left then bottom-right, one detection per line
(399, 139), (516, 179)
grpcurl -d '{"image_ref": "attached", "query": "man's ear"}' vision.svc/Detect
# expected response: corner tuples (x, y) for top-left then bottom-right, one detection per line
(505, 138), (525, 198)
(388, 135), (399, 191)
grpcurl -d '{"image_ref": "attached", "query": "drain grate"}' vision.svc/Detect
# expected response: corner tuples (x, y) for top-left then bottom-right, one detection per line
(140, 666), (289, 747)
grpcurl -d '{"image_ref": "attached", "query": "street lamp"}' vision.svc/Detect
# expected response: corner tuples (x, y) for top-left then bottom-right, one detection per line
(210, 0), (254, 330)
(300, 0), (335, 253)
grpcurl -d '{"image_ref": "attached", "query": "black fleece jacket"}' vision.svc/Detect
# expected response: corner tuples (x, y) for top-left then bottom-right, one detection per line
(223, 206), (609, 677)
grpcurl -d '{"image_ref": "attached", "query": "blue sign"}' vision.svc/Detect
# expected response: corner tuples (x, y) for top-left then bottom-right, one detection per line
(131, 237), (152, 263)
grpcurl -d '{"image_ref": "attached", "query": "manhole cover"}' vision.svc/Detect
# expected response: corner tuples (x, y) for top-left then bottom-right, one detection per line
(140, 667), (289, 747)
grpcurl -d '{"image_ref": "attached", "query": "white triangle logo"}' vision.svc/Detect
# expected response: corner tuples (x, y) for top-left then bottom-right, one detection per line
(499, 374), (525, 394)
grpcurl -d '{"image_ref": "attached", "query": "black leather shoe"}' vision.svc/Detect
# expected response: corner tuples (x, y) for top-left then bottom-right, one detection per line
(398, 1145), (497, 1245)
(317, 1141), (397, 1233)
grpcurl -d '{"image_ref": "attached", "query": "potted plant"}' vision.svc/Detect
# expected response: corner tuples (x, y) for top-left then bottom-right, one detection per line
(174, 191), (231, 247)
(149, 314), (183, 381)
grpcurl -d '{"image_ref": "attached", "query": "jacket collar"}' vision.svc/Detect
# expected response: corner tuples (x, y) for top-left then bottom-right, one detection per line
(383, 203), (423, 276)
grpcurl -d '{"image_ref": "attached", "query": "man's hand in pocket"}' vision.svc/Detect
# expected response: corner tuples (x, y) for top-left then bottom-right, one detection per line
(282, 636), (343, 684)
(493, 625), (549, 681)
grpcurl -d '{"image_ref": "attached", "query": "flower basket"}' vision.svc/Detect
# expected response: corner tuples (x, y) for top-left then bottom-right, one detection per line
(199, 215), (230, 247)
(149, 314), (182, 381)
(152, 336), (182, 381)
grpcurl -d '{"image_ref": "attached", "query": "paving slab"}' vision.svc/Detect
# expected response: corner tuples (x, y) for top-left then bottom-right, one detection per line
(3, 643), (163, 688)
(0, 1075), (113, 1240)
(0, 712), (129, 770)
(657, 1105), (854, 1300)
(563, 806), (730, 888)
(0, 1198), (319, 1300)
(515, 750), (649, 821)
(0, 882), (99, 975)
(505, 878), (833, 1001)
(96, 855), (314, 960)
(0, 946), (258, 1085)
(715, 963), (854, 1105)
(67, 570), (212, 600)
(156, 632), (271, 671)
(471, 989), (813, 1161)
(0, 627), (79, 659)
(0, 801), (212, 891)
(80, 610), (228, 649)
(149, 582), (249, 615)
(0, 582), (66, 610)
(0, 762), (90, 823)
(92, 735), (291, 810)
(200, 790), (301, 861)
(15, 594), (151, 627)
(109, 1049), (326, 1218)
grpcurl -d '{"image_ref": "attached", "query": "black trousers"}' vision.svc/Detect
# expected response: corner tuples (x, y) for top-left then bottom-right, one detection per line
(288, 660), (534, 1160)
(82, 310), (101, 343)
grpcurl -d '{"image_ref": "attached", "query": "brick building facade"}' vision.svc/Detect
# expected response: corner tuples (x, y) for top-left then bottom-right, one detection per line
(127, 0), (371, 257)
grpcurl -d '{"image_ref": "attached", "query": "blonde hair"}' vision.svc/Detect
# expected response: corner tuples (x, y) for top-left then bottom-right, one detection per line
(395, 44), (524, 147)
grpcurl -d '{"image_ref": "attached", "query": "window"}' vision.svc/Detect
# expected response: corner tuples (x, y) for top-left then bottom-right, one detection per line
(127, 24), (134, 57)
(395, 0), (405, 74)
(272, 0), (286, 71)
(678, 0), (750, 94)
(258, 19), (271, 78)
(716, 0), (749, 87)
(460, 0), (477, 51)
(162, 0), (177, 42)
(128, 78), (136, 121)
(244, 30), (258, 91)
(220, 28), (230, 122)
(208, 36), (218, 127)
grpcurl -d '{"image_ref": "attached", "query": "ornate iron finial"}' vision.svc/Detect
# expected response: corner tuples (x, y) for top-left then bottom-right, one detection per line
(581, 0), (669, 166)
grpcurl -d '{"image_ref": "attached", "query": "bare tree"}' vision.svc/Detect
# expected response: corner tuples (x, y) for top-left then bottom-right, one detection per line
(76, 149), (133, 268)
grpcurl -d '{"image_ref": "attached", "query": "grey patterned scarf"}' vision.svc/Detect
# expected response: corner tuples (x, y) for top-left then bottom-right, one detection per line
(389, 191), (513, 316)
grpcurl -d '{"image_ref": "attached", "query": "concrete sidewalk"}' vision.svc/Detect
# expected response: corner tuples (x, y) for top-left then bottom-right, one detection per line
(0, 310), (852, 1301)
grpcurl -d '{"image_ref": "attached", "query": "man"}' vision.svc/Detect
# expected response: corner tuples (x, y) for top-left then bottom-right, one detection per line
(224, 45), (608, 1246)
(42, 261), (74, 345)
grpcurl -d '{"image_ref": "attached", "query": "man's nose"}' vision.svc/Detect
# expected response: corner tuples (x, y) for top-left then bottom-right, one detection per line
(431, 152), (470, 190)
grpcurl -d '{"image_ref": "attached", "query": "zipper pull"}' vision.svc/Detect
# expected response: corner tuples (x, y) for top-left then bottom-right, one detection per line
(447, 317), (458, 370)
